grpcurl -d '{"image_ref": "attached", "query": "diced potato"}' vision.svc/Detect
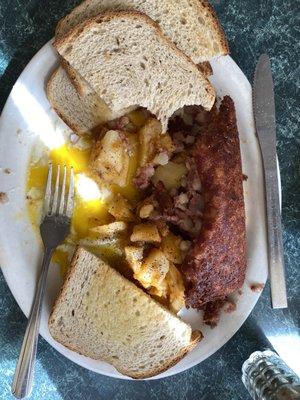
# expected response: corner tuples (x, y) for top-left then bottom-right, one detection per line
(138, 118), (162, 166)
(152, 161), (187, 190)
(148, 280), (168, 298)
(79, 237), (119, 247)
(135, 248), (169, 289)
(130, 223), (161, 243)
(125, 245), (144, 274)
(108, 194), (135, 222)
(128, 109), (148, 128)
(166, 263), (185, 313)
(90, 221), (127, 239)
(89, 130), (130, 187)
(139, 204), (154, 219)
(161, 233), (183, 264)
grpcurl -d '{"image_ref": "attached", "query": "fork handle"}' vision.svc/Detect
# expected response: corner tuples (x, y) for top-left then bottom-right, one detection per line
(12, 248), (53, 399)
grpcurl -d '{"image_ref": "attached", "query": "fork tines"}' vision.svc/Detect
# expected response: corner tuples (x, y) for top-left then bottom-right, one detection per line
(44, 164), (74, 218)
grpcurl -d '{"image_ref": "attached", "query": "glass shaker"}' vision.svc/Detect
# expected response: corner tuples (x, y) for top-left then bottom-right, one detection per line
(242, 350), (300, 399)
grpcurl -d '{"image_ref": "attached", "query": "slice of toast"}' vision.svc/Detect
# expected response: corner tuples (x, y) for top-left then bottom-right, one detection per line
(49, 247), (202, 379)
(56, 0), (229, 64)
(46, 67), (133, 134)
(54, 11), (215, 132)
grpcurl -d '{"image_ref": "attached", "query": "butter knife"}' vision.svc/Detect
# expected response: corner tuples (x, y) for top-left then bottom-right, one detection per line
(253, 54), (287, 309)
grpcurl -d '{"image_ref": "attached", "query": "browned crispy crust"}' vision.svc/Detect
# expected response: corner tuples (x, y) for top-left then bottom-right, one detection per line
(198, 0), (229, 55)
(181, 96), (246, 308)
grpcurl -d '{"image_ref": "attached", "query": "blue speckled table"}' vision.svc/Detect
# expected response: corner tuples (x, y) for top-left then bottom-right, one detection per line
(0, 1), (299, 399)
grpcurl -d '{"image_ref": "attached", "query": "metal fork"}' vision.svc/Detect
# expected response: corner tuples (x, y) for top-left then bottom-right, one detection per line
(12, 164), (75, 399)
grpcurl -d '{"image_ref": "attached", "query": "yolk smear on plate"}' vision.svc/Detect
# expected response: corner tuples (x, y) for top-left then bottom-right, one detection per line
(27, 140), (112, 276)
(52, 249), (70, 279)
(27, 133), (141, 277)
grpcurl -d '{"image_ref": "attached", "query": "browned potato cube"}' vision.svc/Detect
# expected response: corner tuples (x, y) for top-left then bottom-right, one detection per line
(138, 118), (162, 166)
(152, 161), (187, 190)
(161, 233), (183, 264)
(136, 248), (169, 289)
(166, 263), (185, 313)
(108, 194), (135, 222)
(90, 221), (127, 239)
(130, 223), (161, 243)
(125, 245), (144, 274)
(89, 130), (130, 187)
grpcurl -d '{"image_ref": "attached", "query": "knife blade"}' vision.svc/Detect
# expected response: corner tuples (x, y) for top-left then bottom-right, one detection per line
(253, 54), (287, 309)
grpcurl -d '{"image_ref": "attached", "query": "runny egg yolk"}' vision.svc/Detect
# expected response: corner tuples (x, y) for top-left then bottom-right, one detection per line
(27, 133), (140, 277)
(27, 140), (111, 274)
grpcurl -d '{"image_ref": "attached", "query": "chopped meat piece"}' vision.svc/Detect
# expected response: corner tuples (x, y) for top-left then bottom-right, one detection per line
(154, 181), (173, 214)
(202, 297), (236, 327)
(133, 164), (155, 190)
(250, 283), (265, 292)
(151, 180), (203, 238)
(0, 192), (8, 204)
(202, 299), (226, 328)
(181, 96), (246, 309)
(223, 299), (237, 313)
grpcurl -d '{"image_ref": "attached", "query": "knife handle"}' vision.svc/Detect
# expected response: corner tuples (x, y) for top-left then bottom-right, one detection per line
(263, 159), (288, 309)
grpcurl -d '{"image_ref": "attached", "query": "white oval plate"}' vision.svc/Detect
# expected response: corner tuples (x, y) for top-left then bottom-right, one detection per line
(0, 41), (268, 379)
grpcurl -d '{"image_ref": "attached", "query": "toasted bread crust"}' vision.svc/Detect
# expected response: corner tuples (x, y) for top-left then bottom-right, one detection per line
(60, 59), (86, 96)
(197, 1), (229, 55)
(46, 68), (90, 134)
(50, 324), (202, 379)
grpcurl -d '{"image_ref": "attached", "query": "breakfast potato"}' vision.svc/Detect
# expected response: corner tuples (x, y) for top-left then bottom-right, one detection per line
(107, 194), (135, 222)
(161, 233), (183, 264)
(128, 109), (148, 128)
(136, 248), (169, 289)
(139, 118), (162, 166)
(89, 130), (130, 187)
(139, 204), (154, 219)
(152, 161), (187, 190)
(166, 263), (185, 313)
(90, 221), (127, 239)
(137, 196), (155, 219)
(138, 119), (175, 167)
(125, 245), (144, 274)
(148, 280), (168, 298)
(130, 223), (161, 243)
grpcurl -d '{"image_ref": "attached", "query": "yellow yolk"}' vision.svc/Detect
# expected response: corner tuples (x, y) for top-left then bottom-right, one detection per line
(72, 198), (111, 239)
(52, 249), (70, 279)
(27, 140), (111, 275)
(27, 133), (140, 277)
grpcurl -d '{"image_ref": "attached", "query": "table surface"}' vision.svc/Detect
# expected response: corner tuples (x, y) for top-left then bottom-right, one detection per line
(0, 1), (299, 399)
